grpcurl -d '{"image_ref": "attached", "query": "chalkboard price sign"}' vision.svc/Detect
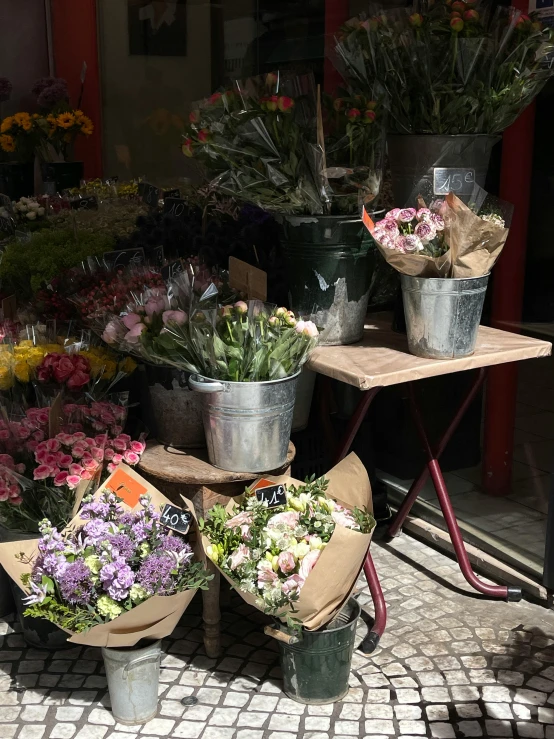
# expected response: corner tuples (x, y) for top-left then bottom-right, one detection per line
(255, 483), (287, 509)
(144, 245), (164, 267)
(160, 503), (192, 535)
(139, 182), (160, 208)
(163, 197), (186, 219)
(163, 188), (181, 200)
(162, 259), (184, 281)
(433, 168), (475, 196)
(70, 196), (98, 211)
(103, 248), (145, 269)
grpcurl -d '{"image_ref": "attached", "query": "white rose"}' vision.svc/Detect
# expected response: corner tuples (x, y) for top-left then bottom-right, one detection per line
(29, 201), (41, 211)
(26, 211), (37, 220)
(37, 207), (45, 216)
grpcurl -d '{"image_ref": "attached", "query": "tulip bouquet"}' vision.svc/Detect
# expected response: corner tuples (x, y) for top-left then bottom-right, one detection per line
(322, 92), (386, 212)
(19, 489), (210, 634)
(183, 72), (324, 214)
(201, 453), (375, 630)
(335, 2), (554, 134)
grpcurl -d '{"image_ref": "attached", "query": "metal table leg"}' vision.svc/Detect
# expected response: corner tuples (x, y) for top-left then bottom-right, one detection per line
(389, 371), (521, 602)
(333, 386), (385, 652)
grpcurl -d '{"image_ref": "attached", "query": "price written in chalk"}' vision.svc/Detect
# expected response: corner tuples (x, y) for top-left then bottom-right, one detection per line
(160, 503), (192, 535)
(70, 195), (98, 210)
(255, 484), (287, 509)
(103, 248), (145, 269)
(162, 259), (184, 281)
(433, 167), (475, 196)
(163, 197), (186, 219)
(139, 182), (160, 207)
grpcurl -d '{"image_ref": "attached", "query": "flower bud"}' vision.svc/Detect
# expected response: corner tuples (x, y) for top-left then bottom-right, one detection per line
(278, 96), (295, 112)
(363, 110), (376, 124)
(409, 12), (423, 26)
(234, 301), (248, 315)
(346, 108), (361, 119)
(464, 9), (479, 21)
(450, 17), (464, 31)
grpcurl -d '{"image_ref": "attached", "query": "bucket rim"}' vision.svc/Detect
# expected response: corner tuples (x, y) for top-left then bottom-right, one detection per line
(278, 211), (384, 226)
(401, 273), (490, 284)
(101, 638), (162, 659)
(193, 370), (302, 388)
(308, 597), (362, 635)
(387, 133), (501, 142)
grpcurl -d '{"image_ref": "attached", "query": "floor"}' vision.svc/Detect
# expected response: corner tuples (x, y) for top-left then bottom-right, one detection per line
(5, 536), (554, 739)
(381, 351), (554, 578)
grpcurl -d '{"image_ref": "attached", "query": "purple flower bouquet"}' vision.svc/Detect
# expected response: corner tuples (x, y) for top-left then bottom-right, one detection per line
(0, 465), (210, 647)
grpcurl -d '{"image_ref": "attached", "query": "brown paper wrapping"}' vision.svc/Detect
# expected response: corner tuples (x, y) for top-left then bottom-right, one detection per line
(307, 315), (552, 390)
(370, 193), (510, 279)
(200, 452), (374, 631)
(0, 464), (203, 648)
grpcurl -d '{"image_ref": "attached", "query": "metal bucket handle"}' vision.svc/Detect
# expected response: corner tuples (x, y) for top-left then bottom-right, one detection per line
(188, 375), (230, 394)
(122, 650), (162, 678)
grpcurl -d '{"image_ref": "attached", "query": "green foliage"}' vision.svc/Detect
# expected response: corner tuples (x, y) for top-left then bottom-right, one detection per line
(0, 228), (115, 299)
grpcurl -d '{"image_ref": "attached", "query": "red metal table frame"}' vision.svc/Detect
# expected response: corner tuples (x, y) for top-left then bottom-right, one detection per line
(310, 318), (551, 653)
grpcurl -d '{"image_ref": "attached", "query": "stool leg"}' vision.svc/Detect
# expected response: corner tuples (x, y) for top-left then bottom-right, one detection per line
(359, 551), (387, 654)
(202, 561), (221, 659)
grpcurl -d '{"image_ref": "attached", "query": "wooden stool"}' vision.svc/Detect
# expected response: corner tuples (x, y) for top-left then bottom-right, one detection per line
(138, 442), (296, 658)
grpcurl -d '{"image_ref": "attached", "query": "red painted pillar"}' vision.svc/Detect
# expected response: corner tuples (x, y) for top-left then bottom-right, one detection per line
(482, 101), (535, 496)
(324, 0), (350, 93)
(49, 0), (103, 179)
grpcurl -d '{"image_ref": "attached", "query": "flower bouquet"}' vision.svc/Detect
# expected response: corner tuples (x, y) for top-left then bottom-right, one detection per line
(335, 3), (554, 135)
(0, 464), (210, 646)
(201, 453), (374, 631)
(0, 112), (41, 161)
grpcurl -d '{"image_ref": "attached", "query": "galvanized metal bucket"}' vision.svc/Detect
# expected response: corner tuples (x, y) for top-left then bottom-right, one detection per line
(292, 368), (316, 433)
(401, 274), (490, 359)
(278, 597), (361, 704)
(387, 134), (499, 206)
(141, 364), (205, 448)
(189, 372), (299, 472)
(279, 214), (380, 346)
(102, 640), (162, 725)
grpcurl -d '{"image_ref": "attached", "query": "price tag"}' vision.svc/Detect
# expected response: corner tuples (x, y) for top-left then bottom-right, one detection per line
(139, 182), (160, 208)
(160, 503), (192, 535)
(0, 215), (15, 237)
(163, 197), (187, 219)
(70, 195), (98, 211)
(105, 468), (148, 508)
(433, 168), (475, 196)
(144, 245), (164, 267)
(162, 259), (184, 281)
(254, 482), (287, 509)
(103, 248), (145, 269)
(163, 188), (181, 200)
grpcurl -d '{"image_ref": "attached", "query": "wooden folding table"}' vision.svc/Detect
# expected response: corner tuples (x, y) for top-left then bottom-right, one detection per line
(307, 315), (552, 652)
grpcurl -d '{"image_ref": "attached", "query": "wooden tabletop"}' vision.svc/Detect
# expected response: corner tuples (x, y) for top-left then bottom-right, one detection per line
(307, 314), (552, 390)
(138, 441), (296, 486)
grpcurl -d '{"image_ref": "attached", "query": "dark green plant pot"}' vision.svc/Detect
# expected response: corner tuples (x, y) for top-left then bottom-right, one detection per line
(0, 162), (34, 201)
(41, 161), (84, 193)
(279, 215), (379, 346)
(278, 598), (361, 704)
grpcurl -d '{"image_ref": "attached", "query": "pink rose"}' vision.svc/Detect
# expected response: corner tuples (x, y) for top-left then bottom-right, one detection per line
(104, 447), (114, 461)
(130, 440), (145, 454)
(112, 453), (123, 465)
(122, 313), (142, 330)
(124, 323), (146, 344)
(113, 438), (127, 452)
(0, 455), (14, 469)
(397, 208), (417, 223)
(46, 439), (60, 453)
(53, 471), (68, 487)
(332, 509), (358, 529)
(0, 488), (9, 503)
(414, 221), (436, 244)
(52, 356), (75, 384)
(33, 465), (53, 481)
(257, 560), (278, 587)
(10, 496), (22, 506)
(404, 234), (424, 253)
(57, 454), (73, 468)
(67, 371), (90, 391)
(416, 208), (432, 222)
(102, 320), (121, 345)
(229, 544), (250, 571)
(162, 310), (188, 326)
(266, 511), (299, 529)
(385, 208), (401, 221)
(277, 551), (295, 574)
(298, 549), (321, 581)
(37, 367), (51, 383)
(81, 470), (93, 480)
(69, 464), (84, 477)
(82, 457), (98, 471)
(123, 450), (140, 466)
(144, 297), (166, 317)
(107, 462), (117, 474)
(431, 213), (445, 231)
(66, 475), (81, 490)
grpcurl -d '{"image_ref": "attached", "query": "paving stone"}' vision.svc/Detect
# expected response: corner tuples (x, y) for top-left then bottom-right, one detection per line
(49, 726), (76, 739)
(364, 720), (395, 735)
(457, 720), (483, 736)
(236, 712), (268, 728)
(540, 707), (554, 723)
(430, 724), (456, 738)
(517, 723), (545, 738)
(456, 704), (482, 719)
(482, 685), (513, 702)
(268, 714), (300, 732)
(515, 689), (548, 706)
(425, 705), (449, 721)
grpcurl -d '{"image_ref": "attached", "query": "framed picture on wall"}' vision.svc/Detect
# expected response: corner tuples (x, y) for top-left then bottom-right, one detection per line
(128, 0), (187, 56)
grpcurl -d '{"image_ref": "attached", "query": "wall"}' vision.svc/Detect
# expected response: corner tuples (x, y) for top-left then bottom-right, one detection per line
(98, 0), (212, 182)
(0, 0), (50, 115)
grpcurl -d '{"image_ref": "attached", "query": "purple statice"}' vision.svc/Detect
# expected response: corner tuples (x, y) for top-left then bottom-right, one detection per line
(100, 557), (135, 600)
(159, 534), (188, 554)
(137, 553), (176, 596)
(107, 533), (135, 560)
(37, 83), (68, 109)
(0, 78), (12, 103)
(58, 560), (94, 605)
(31, 76), (65, 98)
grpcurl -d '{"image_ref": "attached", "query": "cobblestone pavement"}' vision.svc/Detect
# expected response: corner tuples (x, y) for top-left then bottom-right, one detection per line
(2, 535), (554, 739)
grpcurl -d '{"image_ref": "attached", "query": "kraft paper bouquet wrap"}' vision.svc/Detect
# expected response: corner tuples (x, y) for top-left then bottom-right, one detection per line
(0, 465), (210, 647)
(200, 453), (374, 631)
(365, 187), (512, 278)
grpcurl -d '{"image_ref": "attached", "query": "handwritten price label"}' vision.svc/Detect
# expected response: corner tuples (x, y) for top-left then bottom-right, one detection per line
(433, 168), (475, 196)
(70, 196), (98, 210)
(160, 503), (192, 534)
(163, 197), (186, 218)
(254, 482), (287, 509)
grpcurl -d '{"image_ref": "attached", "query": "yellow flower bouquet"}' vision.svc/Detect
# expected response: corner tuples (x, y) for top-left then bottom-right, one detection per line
(0, 113), (42, 162)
